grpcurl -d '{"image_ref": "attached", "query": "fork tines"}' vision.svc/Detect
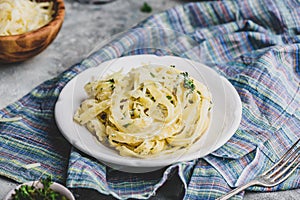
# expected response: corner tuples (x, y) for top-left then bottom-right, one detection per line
(262, 138), (300, 183)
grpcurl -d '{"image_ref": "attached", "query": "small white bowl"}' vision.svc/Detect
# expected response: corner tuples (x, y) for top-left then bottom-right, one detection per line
(4, 181), (75, 200)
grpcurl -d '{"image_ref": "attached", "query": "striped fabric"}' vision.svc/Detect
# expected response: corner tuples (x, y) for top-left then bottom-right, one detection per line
(1, 0), (300, 199)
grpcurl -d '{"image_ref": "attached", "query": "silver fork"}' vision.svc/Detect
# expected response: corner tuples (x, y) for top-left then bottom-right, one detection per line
(217, 138), (300, 200)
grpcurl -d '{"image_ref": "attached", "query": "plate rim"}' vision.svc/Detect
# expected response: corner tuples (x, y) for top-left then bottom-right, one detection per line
(55, 54), (242, 169)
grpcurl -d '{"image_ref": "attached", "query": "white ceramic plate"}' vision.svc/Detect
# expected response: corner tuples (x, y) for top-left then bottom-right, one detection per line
(55, 55), (242, 173)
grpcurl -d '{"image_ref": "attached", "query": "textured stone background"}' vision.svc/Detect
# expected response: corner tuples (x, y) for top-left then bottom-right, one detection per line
(0, 0), (299, 199)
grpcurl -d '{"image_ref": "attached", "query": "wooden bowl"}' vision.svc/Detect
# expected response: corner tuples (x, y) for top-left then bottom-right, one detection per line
(0, 0), (65, 63)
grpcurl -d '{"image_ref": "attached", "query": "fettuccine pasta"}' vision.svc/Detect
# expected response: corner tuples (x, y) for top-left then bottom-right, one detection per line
(74, 65), (212, 158)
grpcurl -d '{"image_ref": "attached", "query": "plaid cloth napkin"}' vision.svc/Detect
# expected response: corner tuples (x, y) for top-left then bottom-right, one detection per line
(1, 0), (300, 199)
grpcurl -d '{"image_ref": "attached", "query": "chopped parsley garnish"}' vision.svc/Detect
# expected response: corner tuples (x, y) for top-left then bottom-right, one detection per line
(123, 123), (132, 128)
(140, 2), (152, 13)
(107, 79), (115, 90)
(107, 79), (115, 83)
(208, 101), (213, 111)
(166, 95), (175, 105)
(150, 72), (155, 78)
(11, 176), (68, 200)
(181, 72), (195, 92)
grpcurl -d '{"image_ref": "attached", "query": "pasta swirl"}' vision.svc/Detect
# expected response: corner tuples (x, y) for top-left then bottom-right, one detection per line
(74, 65), (212, 158)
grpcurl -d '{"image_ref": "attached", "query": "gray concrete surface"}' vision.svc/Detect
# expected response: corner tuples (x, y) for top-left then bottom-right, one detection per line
(0, 0), (299, 199)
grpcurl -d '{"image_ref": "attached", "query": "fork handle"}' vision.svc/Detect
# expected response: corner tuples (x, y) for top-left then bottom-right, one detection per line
(217, 180), (259, 200)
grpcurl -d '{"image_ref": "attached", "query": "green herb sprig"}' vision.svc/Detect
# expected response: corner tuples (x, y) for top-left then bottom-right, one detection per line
(140, 2), (152, 13)
(181, 72), (195, 92)
(12, 176), (68, 200)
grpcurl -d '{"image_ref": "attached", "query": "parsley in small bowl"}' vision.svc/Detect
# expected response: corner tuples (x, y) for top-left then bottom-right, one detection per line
(4, 176), (75, 200)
